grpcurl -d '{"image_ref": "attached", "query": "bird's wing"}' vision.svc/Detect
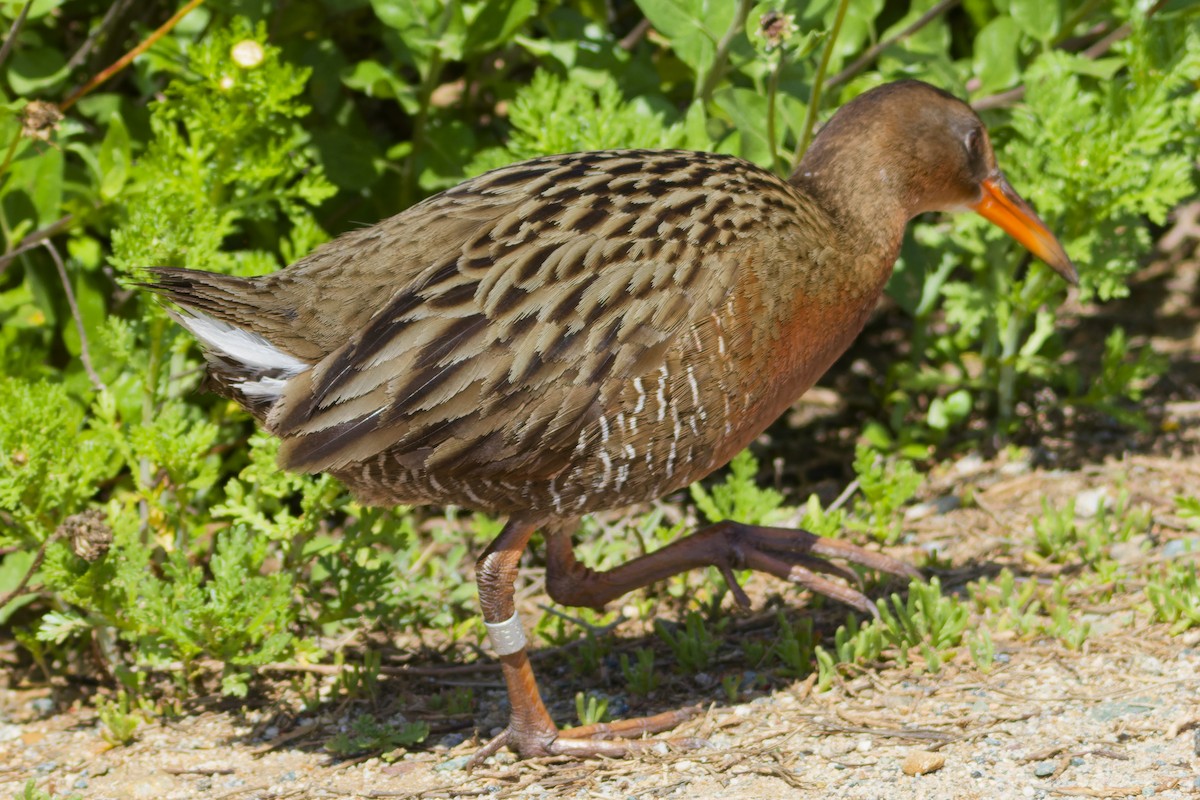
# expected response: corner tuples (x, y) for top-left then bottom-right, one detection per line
(270, 150), (802, 480)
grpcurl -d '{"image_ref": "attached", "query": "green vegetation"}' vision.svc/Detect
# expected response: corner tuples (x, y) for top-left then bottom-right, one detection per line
(0, 0), (1196, 746)
(325, 713), (429, 759)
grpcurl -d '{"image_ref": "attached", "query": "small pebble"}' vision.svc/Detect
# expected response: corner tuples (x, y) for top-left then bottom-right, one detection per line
(1070, 757), (1084, 766)
(30, 698), (55, 716)
(901, 751), (945, 776)
(1033, 760), (1057, 777)
(1161, 538), (1199, 559)
(278, 771), (297, 782)
(439, 732), (467, 749)
(436, 755), (471, 771)
(1074, 487), (1108, 518)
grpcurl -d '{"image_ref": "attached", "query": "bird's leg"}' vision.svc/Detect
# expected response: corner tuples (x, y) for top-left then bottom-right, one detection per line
(545, 519), (920, 615)
(468, 516), (699, 765)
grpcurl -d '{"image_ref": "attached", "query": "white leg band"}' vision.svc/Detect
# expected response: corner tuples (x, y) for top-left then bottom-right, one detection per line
(485, 611), (527, 656)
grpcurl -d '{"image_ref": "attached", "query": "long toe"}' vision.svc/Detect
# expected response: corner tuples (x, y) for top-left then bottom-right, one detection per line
(743, 524), (922, 579)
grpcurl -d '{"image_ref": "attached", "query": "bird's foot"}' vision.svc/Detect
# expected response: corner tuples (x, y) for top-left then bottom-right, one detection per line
(546, 519), (921, 616)
(709, 521), (922, 615)
(467, 705), (703, 765)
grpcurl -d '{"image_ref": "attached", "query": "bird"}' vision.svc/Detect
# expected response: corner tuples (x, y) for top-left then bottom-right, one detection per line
(143, 79), (1076, 761)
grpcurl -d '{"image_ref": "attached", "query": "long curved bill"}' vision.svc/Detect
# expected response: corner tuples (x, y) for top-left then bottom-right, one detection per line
(972, 173), (1078, 286)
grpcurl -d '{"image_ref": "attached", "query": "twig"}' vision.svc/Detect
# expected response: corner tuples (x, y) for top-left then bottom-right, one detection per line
(44, 240), (107, 393)
(827, 478), (859, 513)
(618, 18), (651, 52)
(0, 0), (34, 71)
(66, 0), (136, 70)
(695, 0), (753, 103)
(793, 0), (851, 165)
(59, 0), (207, 112)
(0, 214), (75, 275)
(163, 766), (236, 776)
(0, 531), (62, 610)
(827, 0), (961, 89)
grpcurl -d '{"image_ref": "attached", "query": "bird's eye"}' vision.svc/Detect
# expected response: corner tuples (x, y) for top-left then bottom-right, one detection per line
(964, 127), (981, 156)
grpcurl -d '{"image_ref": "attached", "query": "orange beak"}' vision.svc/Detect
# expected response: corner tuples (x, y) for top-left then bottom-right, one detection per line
(972, 173), (1078, 285)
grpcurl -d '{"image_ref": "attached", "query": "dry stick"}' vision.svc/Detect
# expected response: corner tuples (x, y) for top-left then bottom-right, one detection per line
(66, 0), (138, 70)
(44, 240), (107, 393)
(618, 17), (652, 52)
(0, 215), (74, 275)
(0, 531), (62, 611)
(59, 0), (207, 112)
(0, 0), (34, 71)
(827, 0), (961, 89)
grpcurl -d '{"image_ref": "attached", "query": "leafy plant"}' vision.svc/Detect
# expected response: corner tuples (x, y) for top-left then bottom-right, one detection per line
(12, 781), (82, 800)
(691, 449), (787, 527)
(655, 611), (726, 675)
(1145, 561), (1200, 635)
(96, 690), (142, 747)
(574, 691), (611, 726)
(326, 714), (429, 758)
(620, 647), (661, 696)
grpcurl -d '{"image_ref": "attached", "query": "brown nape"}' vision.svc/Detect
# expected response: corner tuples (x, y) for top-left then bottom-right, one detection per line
(142, 79), (1076, 762)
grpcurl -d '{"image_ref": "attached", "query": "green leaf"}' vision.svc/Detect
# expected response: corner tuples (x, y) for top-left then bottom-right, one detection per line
(973, 16), (1021, 94)
(712, 86), (772, 166)
(313, 126), (382, 191)
(8, 46), (68, 95)
(0, 0), (66, 20)
(464, 0), (536, 53)
(1008, 0), (1060, 43)
(98, 112), (131, 200)
(635, 0), (736, 77)
(341, 59), (419, 112)
(0, 550), (38, 624)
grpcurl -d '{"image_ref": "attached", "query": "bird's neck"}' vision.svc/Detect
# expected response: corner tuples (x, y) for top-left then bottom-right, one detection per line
(788, 128), (916, 274)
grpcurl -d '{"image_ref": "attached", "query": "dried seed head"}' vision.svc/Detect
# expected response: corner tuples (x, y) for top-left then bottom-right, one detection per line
(20, 101), (62, 142)
(60, 509), (113, 562)
(758, 10), (797, 51)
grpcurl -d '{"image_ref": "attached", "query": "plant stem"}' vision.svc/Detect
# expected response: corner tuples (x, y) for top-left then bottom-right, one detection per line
(0, 0), (34, 71)
(793, 0), (851, 166)
(827, 0), (960, 89)
(44, 241), (106, 393)
(765, 49), (785, 174)
(1056, 0), (1105, 45)
(59, 0), (207, 112)
(695, 0), (753, 103)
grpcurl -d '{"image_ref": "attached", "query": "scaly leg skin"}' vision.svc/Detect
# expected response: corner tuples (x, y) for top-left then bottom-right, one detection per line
(466, 515), (703, 765)
(545, 519), (922, 615)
